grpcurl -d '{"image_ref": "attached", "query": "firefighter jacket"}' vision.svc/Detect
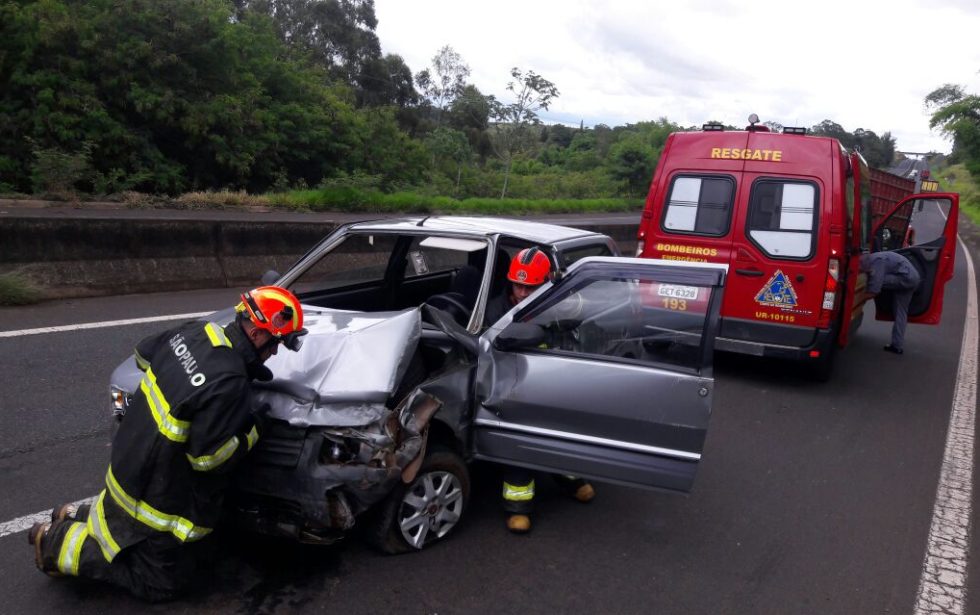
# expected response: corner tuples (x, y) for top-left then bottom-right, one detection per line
(86, 319), (264, 562)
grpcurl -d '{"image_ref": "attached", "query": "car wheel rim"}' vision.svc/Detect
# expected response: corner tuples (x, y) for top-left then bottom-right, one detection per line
(397, 469), (464, 549)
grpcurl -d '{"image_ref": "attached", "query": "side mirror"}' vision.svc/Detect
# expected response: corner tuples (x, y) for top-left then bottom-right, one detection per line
(261, 270), (281, 286)
(493, 322), (546, 351)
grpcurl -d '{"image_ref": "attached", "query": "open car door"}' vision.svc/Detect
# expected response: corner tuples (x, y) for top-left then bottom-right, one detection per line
(472, 257), (726, 493)
(871, 193), (959, 325)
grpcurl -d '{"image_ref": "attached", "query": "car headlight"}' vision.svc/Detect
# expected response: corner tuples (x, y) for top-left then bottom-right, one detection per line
(110, 385), (131, 418)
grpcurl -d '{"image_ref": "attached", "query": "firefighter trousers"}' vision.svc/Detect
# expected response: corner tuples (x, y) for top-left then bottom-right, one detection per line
(39, 519), (207, 602)
(501, 466), (587, 514)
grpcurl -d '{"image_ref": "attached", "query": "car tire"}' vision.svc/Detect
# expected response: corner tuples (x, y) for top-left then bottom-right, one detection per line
(363, 446), (470, 554)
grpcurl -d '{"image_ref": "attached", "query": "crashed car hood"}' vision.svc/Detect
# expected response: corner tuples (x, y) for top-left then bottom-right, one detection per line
(254, 307), (421, 427)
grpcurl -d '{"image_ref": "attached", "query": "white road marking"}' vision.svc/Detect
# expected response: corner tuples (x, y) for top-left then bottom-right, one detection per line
(0, 312), (210, 338)
(914, 233), (977, 615)
(0, 496), (97, 539)
(0, 313), (210, 535)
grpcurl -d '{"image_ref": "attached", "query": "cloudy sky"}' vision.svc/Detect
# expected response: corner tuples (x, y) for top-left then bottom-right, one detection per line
(375, 0), (980, 154)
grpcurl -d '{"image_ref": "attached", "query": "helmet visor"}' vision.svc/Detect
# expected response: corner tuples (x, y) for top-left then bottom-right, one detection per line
(281, 328), (308, 352)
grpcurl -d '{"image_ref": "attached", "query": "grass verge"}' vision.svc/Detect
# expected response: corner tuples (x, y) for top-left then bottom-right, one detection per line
(934, 163), (980, 225)
(2, 188), (643, 214)
(0, 272), (42, 306)
(273, 188), (641, 214)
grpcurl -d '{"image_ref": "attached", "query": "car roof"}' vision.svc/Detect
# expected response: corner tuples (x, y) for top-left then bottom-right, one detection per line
(344, 216), (606, 244)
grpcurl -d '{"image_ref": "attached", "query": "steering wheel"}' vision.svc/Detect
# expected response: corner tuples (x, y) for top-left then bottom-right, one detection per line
(425, 293), (471, 326)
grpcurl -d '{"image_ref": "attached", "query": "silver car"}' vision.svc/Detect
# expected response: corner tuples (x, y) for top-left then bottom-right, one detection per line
(110, 216), (727, 553)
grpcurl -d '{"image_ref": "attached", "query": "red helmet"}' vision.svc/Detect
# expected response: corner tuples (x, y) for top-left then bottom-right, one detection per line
(237, 286), (307, 350)
(508, 248), (551, 286)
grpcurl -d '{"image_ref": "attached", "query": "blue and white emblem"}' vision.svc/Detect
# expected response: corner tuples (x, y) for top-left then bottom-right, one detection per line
(755, 270), (798, 308)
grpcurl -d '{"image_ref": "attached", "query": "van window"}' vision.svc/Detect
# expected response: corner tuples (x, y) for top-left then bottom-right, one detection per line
(747, 180), (818, 259)
(661, 175), (734, 236)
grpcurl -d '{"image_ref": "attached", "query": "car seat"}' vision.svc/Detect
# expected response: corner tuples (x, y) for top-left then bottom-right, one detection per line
(450, 265), (481, 312)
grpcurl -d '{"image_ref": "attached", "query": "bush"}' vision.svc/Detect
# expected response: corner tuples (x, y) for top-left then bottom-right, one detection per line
(0, 272), (42, 306)
(30, 143), (93, 197)
(936, 163), (980, 225)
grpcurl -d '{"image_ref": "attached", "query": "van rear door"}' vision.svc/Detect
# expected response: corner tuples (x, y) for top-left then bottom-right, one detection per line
(642, 132), (746, 268)
(870, 193), (959, 324)
(722, 132), (830, 349)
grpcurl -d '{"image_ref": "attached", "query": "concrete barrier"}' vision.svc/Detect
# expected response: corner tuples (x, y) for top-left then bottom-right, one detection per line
(0, 214), (638, 299)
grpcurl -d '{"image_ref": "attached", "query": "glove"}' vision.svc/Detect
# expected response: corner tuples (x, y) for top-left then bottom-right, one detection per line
(251, 403), (272, 436)
(249, 363), (274, 382)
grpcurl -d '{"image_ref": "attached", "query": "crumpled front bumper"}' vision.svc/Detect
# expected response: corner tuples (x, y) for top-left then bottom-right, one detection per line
(231, 390), (440, 544)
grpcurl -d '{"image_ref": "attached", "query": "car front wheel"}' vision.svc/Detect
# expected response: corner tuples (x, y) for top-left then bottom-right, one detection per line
(364, 447), (470, 554)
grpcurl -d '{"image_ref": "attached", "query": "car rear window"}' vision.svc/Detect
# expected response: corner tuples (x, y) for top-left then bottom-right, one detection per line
(661, 175), (734, 236)
(746, 180), (818, 259)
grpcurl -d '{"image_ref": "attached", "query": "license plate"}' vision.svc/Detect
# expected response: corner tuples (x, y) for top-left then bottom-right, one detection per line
(657, 284), (699, 300)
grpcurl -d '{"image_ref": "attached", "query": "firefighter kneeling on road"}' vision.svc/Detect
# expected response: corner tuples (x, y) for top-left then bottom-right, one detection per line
(28, 286), (307, 601)
(484, 248), (596, 534)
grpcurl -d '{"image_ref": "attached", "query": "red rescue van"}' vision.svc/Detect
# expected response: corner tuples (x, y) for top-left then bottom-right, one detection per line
(635, 119), (959, 378)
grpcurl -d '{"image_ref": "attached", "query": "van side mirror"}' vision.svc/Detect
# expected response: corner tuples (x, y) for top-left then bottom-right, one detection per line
(493, 322), (546, 351)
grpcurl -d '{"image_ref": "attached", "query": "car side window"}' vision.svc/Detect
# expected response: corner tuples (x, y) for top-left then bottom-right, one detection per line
(747, 180), (818, 259)
(403, 236), (480, 279)
(558, 243), (613, 269)
(517, 276), (712, 372)
(661, 175), (734, 236)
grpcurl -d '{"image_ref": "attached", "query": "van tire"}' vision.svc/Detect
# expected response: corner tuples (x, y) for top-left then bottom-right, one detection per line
(808, 331), (838, 382)
(809, 348), (835, 382)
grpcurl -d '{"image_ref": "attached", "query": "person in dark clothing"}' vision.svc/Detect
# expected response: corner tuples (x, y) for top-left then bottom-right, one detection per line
(860, 251), (921, 354)
(29, 286), (307, 601)
(484, 248), (596, 534)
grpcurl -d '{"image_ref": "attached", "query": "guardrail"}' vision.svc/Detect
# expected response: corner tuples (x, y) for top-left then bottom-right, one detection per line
(0, 213), (638, 299)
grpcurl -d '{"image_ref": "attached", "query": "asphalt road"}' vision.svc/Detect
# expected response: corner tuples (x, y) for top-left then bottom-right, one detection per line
(0, 207), (977, 614)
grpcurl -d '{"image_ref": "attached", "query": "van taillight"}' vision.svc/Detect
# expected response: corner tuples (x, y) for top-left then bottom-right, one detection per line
(823, 258), (840, 310)
(635, 239), (645, 257)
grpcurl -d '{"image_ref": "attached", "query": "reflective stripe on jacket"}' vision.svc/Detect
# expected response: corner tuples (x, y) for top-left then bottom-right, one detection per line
(98, 320), (262, 558)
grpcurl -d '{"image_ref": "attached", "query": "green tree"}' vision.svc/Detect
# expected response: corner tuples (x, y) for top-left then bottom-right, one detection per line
(810, 119), (897, 168)
(543, 124), (576, 148)
(0, 0), (396, 193)
(415, 45), (471, 126)
(425, 127), (472, 193)
(564, 131), (601, 171)
(926, 83), (980, 177)
(239, 0), (381, 89)
(810, 119), (852, 148)
(490, 67), (559, 198)
(852, 128), (896, 168)
(607, 136), (654, 197)
(347, 106), (427, 189)
(446, 84), (493, 159)
(357, 53), (418, 108)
